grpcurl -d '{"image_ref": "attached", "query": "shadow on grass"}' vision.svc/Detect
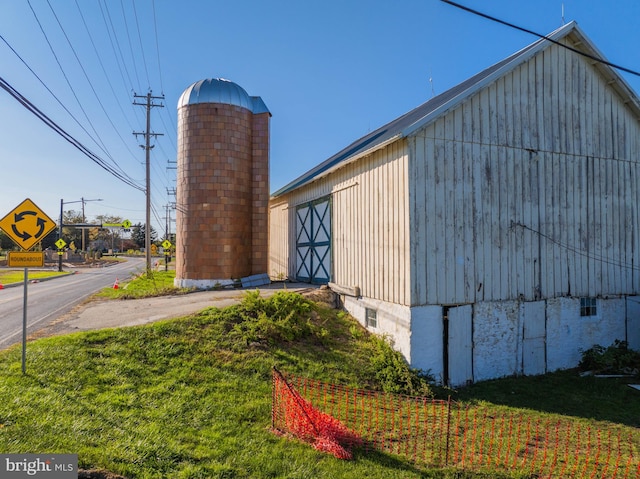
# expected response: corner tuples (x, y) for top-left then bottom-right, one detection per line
(440, 369), (640, 428)
(352, 448), (528, 478)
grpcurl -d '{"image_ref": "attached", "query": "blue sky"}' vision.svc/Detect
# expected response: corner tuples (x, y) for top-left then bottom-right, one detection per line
(1, 0), (639, 236)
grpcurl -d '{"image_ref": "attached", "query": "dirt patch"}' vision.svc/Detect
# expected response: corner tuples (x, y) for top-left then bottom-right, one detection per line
(301, 285), (340, 309)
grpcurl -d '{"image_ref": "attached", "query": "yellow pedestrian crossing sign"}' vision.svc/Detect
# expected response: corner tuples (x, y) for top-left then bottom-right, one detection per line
(162, 240), (172, 249)
(0, 198), (57, 251)
(56, 239), (67, 249)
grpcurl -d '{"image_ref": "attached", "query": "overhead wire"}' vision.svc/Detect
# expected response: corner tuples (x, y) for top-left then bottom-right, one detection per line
(74, 0), (137, 135)
(512, 222), (640, 272)
(119, 0), (142, 92)
(440, 0), (640, 78)
(45, 0), (141, 181)
(148, 0), (177, 158)
(151, 0), (164, 95)
(0, 33), (111, 160)
(0, 75), (144, 192)
(99, 0), (137, 105)
(17, 1), (173, 229)
(132, 0), (151, 90)
(27, 0), (112, 160)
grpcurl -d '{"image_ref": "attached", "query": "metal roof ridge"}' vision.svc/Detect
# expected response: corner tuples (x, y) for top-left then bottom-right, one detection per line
(401, 21), (578, 137)
(271, 20), (640, 197)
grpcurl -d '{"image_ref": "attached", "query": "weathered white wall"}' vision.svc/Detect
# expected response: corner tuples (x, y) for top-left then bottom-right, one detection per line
(473, 301), (521, 382)
(409, 37), (640, 307)
(342, 295), (412, 363)
(342, 294), (634, 385)
(342, 297), (446, 382)
(546, 297), (626, 371)
(409, 305), (444, 382)
(626, 296), (640, 350)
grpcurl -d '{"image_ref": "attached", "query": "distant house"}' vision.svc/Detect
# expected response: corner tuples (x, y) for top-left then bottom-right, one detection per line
(268, 22), (640, 386)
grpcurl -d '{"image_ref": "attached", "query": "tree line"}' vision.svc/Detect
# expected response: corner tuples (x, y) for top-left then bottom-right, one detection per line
(0, 209), (164, 252)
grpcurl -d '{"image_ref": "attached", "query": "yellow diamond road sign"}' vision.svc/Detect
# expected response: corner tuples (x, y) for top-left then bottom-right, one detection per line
(55, 238), (67, 249)
(162, 240), (172, 249)
(0, 198), (57, 251)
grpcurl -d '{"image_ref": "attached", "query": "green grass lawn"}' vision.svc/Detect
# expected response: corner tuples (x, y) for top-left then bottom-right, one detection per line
(96, 270), (186, 299)
(0, 287), (637, 478)
(0, 269), (71, 285)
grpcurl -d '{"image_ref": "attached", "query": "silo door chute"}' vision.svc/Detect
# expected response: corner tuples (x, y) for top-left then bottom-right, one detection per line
(295, 197), (331, 284)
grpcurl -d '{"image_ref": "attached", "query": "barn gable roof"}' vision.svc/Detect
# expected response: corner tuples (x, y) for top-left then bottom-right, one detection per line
(272, 21), (640, 198)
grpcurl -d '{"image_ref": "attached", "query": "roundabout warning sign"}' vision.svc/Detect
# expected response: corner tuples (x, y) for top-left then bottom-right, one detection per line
(0, 198), (57, 374)
(0, 198), (57, 251)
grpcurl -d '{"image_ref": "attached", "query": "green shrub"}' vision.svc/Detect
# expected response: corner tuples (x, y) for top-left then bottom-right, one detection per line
(579, 340), (640, 374)
(228, 290), (318, 344)
(365, 335), (433, 396)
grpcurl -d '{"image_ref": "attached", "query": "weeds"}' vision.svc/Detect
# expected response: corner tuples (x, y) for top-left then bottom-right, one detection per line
(579, 340), (640, 375)
(364, 335), (434, 396)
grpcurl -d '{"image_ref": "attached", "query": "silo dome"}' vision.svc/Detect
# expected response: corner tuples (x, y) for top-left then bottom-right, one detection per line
(177, 78), (269, 114)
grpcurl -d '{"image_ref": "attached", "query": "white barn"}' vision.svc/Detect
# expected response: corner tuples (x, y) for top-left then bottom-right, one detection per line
(269, 22), (640, 385)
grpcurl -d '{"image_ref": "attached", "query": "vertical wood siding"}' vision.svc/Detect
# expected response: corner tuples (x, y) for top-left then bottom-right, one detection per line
(269, 143), (411, 305)
(410, 39), (640, 305)
(268, 201), (289, 279)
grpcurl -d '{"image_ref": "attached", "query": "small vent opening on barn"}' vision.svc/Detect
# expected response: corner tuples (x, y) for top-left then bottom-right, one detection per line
(365, 308), (378, 328)
(580, 297), (597, 317)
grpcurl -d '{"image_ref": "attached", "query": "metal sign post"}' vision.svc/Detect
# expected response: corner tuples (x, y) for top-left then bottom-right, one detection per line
(0, 198), (57, 375)
(22, 268), (27, 374)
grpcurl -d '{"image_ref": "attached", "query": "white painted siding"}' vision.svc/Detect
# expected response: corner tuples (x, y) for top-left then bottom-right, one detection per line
(268, 142), (411, 305)
(268, 201), (289, 280)
(410, 39), (640, 306)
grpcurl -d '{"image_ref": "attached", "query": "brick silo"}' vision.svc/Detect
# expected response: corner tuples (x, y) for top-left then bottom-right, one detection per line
(174, 78), (270, 288)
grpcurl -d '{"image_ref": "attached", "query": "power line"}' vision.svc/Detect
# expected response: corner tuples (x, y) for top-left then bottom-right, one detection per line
(0, 33), (110, 159)
(151, 0), (164, 94)
(440, 0), (640, 78)
(0, 75), (144, 192)
(27, 0), (112, 158)
(99, 0), (136, 100)
(75, 0), (137, 135)
(132, 0), (151, 90)
(119, 0), (142, 91)
(45, 0), (140, 180)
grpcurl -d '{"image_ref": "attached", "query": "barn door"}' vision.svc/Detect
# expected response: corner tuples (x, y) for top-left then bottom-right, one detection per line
(446, 305), (473, 387)
(522, 301), (546, 375)
(295, 197), (331, 284)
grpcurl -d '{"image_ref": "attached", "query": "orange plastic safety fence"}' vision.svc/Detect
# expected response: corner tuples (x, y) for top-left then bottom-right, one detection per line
(272, 369), (640, 478)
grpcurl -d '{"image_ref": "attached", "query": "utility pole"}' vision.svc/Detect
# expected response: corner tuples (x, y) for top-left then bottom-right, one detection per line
(164, 203), (171, 271)
(80, 197), (103, 252)
(133, 92), (164, 274)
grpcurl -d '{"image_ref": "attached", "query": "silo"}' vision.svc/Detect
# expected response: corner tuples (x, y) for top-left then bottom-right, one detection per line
(175, 78), (270, 288)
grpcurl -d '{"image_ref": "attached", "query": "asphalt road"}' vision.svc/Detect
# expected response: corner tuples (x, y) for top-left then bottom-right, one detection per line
(36, 281), (312, 341)
(0, 258), (313, 350)
(0, 258), (145, 350)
